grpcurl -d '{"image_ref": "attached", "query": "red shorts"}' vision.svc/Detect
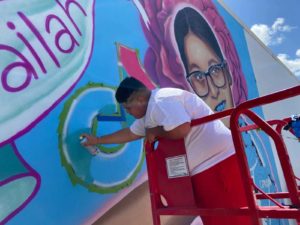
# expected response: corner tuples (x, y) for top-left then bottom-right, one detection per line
(191, 155), (257, 225)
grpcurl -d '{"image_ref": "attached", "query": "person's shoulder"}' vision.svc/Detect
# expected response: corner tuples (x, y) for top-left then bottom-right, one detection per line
(156, 87), (190, 96)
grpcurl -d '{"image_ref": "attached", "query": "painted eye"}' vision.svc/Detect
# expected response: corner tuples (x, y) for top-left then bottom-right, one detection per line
(209, 65), (222, 75)
(194, 72), (206, 81)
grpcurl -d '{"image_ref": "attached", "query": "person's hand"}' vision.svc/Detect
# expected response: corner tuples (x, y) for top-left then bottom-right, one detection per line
(80, 133), (99, 146)
(145, 126), (163, 143)
(145, 130), (156, 143)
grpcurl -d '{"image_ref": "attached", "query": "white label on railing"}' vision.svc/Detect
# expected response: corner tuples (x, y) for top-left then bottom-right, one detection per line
(166, 155), (189, 178)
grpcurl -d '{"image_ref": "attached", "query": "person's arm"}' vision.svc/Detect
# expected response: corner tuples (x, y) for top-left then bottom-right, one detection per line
(145, 122), (191, 143)
(81, 128), (143, 146)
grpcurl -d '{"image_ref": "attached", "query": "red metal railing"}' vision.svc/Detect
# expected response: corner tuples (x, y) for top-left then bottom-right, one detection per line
(145, 85), (300, 225)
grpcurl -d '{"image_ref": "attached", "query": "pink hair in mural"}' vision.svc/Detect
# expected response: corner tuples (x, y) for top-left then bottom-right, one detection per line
(134, 0), (248, 106)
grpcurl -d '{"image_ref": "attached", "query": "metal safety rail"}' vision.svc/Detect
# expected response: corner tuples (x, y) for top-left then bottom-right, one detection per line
(145, 85), (300, 225)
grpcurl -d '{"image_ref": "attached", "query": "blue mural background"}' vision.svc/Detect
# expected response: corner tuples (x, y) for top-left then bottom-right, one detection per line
(3, 1), (148, 224)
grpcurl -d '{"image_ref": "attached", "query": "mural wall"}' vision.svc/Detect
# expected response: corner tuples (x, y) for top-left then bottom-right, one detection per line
(0, 0), (299, 225)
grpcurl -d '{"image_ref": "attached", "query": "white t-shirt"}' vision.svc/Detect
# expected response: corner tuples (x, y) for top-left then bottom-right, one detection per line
(130, 88), (234, 175)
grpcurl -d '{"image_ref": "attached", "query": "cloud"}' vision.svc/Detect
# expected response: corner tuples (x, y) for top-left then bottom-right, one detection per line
(277, 49), (300, 78)
(250, 18), (295, 46)
(251, 18), (299, 79)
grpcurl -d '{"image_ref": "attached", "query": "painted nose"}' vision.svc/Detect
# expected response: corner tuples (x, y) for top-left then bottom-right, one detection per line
(207, 77), (219, 99)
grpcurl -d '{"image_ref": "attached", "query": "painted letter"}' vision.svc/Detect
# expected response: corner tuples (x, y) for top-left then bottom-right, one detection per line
(45, 14), (79, 54)
(18, 12), (61, 68)
(55, 0), (87, 36)
(7, 21), (47, 74)
(0, 44), (36, 92)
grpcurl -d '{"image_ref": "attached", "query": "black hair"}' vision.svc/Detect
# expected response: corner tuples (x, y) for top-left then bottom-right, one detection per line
(174, 7), (223, 75)
(115, 77), (147, 103)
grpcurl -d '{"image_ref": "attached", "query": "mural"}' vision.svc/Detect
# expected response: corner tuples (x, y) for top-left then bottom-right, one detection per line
(0, 0), (297, 225)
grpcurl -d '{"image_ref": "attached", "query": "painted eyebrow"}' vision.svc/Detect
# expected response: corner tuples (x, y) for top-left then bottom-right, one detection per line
(207, 58), (220, 66)
(188, 58), (220, 72)
(188, 63), (200, 71)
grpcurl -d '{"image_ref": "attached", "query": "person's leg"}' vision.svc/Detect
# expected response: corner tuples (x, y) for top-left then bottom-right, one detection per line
(191, 155), (257, 225)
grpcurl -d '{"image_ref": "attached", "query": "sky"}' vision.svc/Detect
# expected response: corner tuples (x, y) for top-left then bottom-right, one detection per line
(221, 0), (300, 79)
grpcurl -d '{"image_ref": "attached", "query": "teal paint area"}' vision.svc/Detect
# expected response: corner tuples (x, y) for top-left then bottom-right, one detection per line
(0, 145), (27, 180)
(0, 144), (39, 224)
(0, 177), (36, 222)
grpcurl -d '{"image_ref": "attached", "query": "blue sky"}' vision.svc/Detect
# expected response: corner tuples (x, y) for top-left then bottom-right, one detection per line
(222, 0), (300, 79)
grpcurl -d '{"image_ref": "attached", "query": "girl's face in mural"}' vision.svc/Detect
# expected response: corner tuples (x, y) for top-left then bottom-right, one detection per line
(184, 32), (234, 113)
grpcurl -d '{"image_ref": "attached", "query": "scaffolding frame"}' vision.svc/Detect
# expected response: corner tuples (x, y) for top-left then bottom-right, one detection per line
(145, 85), (300, 225)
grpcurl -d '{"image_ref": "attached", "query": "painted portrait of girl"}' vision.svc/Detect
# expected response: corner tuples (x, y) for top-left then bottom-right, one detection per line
(138, 1), (247, 112)
(174, 7), (235, 118)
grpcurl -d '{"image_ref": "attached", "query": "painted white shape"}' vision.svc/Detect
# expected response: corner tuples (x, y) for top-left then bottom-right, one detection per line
(0, 0), (94, 143)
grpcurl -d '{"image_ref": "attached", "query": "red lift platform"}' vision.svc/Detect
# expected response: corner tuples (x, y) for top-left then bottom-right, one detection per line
(145, 85), (300, 225)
